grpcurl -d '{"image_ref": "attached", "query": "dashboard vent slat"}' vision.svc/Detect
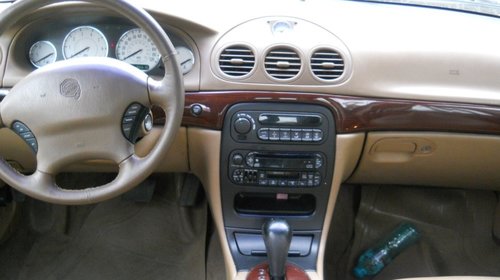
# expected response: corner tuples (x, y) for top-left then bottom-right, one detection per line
(265, 48), (301, 80)
(310, 49), (345, 81)
(219, 45), (255, 77)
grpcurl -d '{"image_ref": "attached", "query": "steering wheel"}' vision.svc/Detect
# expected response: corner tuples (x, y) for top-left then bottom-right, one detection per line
(0, 0), (184, 205)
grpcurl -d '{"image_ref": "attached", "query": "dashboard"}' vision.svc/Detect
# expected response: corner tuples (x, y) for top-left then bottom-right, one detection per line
(1, 1), (500, 280)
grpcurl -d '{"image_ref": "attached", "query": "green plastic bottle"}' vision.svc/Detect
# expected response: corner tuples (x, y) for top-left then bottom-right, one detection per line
(353, 223), (420, 279)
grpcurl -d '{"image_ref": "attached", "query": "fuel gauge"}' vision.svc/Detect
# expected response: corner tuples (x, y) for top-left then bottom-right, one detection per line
(175, 46), (195, 75)
(29, 41), (57, 68)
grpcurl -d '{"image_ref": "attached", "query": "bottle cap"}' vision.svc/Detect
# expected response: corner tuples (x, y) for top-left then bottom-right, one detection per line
(353, 266), (368, 278)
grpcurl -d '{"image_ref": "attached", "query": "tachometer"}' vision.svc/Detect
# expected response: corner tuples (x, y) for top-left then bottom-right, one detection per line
(115, 28), (160, 72)
(62, 26), (108, 59)
(29, 41), (57, 68)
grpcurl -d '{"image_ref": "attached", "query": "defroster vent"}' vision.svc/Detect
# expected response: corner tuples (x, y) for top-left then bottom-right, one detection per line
(219, 45), (255, 77)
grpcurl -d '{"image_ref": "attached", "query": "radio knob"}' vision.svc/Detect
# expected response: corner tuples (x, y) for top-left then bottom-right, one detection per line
(232, 153), (244, 165)
(234, 117), (252, 134)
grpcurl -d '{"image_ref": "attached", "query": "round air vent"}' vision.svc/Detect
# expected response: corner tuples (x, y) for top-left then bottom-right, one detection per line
(218, 45), (255, 77)
(264, 48), (301, 80)
(310, 49), (345, 81)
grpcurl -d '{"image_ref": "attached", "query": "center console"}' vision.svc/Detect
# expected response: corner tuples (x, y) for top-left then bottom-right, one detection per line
(220, 103), (336, 272)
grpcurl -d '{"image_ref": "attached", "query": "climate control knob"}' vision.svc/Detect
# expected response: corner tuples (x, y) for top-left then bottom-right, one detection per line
(234, 117), (252, 134)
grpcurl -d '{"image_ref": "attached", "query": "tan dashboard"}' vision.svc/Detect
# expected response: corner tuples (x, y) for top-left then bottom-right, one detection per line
(1, 1), (500, 279)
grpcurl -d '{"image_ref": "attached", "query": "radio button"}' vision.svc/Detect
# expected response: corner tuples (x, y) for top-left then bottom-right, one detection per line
(258, 172), (266, 179)
(298, 181), (307, 187)
(269, 179), (278, 186)
(232, 169), (244, 183)
(232, 153), (244, 165)
(307, 179), (314, 187)
(302, 129), (313, 142)
(269, 128), (280, 141)
(314, 178), (321, 186)
(278, 180), (287, 187)
(315, 156), (323, 168)
(291, 129), (302, 141)
(246, 154), (255, 167)
(259, 179), (268, 186)
(279, 129), (291, 141)
(288, 180), (298, 187)
(258, 128), (269, 140)
(300, 173), (308, 180)
(305, 161), (314, 169)
(312, 129), (323, 142)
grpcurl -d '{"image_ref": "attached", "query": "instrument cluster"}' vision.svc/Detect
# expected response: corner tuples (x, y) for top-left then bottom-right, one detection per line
(26, 23), (195, 75)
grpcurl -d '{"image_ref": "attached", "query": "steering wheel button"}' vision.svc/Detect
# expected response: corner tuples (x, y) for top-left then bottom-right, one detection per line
(125, 103), (142, 116)
(25, 138), (38, 153)
(125, 108), (139, 116)
(122, 116), (136, 124)
(12, 122), (29, 133)
(20, 131), (34, 140)
(122, 123), (133, 139)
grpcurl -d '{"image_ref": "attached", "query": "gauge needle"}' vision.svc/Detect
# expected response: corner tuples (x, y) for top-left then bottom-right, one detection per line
(70, 47), (90, 58)
(123, 49), (143, 60)
(35, 53), (54, 64)
(181, 59), (192, 66)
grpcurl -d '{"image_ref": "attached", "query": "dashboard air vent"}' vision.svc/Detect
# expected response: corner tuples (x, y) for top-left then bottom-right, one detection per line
(219, 45), (255, 77)
(310, 49), (345, 80)
(265, 48), (301, 80)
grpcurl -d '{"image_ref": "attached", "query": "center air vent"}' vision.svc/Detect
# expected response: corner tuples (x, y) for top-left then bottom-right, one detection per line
(310, 49), (345, 81)
(219, 45), (255, 77)
(265, 48), (301, 80)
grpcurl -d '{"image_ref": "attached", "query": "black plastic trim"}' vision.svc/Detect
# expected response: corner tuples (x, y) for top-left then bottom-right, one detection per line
(220, 102), (336, 271)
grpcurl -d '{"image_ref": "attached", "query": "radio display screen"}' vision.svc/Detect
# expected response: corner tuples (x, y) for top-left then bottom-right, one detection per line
(255, 153), (314, 169)
(266, 171), (301, 180)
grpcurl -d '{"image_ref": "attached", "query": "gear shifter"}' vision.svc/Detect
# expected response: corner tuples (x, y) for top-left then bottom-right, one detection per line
(262, 219), (292, 280)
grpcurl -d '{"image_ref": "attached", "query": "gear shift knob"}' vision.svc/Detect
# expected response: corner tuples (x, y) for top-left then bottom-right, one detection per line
(262, 219), (292, 280)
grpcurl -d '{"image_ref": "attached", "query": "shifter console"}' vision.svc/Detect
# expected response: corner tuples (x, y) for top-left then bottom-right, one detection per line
(220, 103), (335, 271)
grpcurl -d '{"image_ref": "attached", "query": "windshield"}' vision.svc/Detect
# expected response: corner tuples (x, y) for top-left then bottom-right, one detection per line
(355, 0), (500, 17)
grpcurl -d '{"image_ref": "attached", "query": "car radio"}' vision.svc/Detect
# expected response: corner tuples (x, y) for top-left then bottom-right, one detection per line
(229, 150), (325, 187)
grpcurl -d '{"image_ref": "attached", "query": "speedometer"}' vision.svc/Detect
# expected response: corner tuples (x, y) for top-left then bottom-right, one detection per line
(62, 26), (108, 59)
(115, 28), (160, 72)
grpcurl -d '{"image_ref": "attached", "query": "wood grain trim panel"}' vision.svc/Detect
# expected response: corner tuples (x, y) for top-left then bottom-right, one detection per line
(154, 91), (500, 135)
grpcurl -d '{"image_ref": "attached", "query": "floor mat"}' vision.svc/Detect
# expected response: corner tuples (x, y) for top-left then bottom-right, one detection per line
(336, 185), (500, 279)
(0, 182), (207, 280)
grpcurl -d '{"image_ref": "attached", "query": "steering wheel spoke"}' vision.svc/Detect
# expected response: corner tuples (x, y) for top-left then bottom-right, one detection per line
(148, 56), (183, 109)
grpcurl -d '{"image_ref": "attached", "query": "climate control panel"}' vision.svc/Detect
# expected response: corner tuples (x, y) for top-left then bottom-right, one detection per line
(230, 110), (327, 144)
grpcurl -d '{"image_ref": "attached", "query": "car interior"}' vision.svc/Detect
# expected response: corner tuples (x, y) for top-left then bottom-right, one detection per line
(0, 0), (499, 279)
